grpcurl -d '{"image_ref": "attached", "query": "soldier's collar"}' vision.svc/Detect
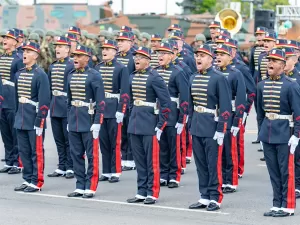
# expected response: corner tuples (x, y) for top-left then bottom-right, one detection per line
(137, 67), (149, 74)
(58, 57), (68, 63)
(5, 50), (15, 56)
(76, 65), (89, 73)
(162, 62), (172, 69)
(200, 66), (212, 74)
(104, 59), (114, 66)
(270, 74), (282, 81)
(25, 63), (37, 72)
(220, 64), (230, 71)
(119, 51), (128, 57)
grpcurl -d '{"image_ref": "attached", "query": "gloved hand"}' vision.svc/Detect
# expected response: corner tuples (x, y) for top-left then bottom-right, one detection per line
(242, 112), (248, 125)
(115, 112), (124, 124)
(66, 124), (69, 132)
(34, 126), (43, 136)
(230, 126), (240, 137)
(155, 127), (163, 141)
(90, 124), (101, 139)
(175, 123), (184, 135)
(213, 131), (225, 146)
(288, 135), (300, 154)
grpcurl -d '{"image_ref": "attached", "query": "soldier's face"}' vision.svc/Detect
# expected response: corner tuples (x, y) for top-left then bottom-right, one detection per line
(157, 51), (172, 66)
(176, 40), (183, 51)
(98, 36), (105, 44)
(210, 28), (218, 39)
(267, 59), (285, 76)
(134, 54), (149, 70)
(263, 40), (275, 51)
(3, 37), (17, 50)
(294, 49), (300, 58)
(73, 54), (89, 69)
(102, 47), (116, 61)
(195, 52), (212, 71)
(284, 56), (297, 72)
(151, 40), (161, 49)
(70, 41), (77, 53)
(55, 45), (70, 59)
(195, 40), (204, 46)
(46, 36), (53, 42)
(23, 49), (38, 65)
(216, 52), (232, 67)
(117, 39), (131, 52)
(256, 33), (265, 42)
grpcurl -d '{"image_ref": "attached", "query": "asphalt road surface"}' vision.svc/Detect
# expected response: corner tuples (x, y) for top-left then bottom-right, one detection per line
(0, 110), (299, 225)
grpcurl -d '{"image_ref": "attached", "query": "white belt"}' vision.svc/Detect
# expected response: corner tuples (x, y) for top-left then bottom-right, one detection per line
(265, 113), (292, 121)
(134, 100), (158, 114)
(170, 97), (179, 108)
(52, 90), (67, 97)
(255, 66), (258, 70)
(71, 100), (96, 107)
(194, 105), (216, 114)
(2, 79), (15, 87)
(19, 97), (38, 112)
(231, 100), (235, 111)
(105, 92), (120, 101)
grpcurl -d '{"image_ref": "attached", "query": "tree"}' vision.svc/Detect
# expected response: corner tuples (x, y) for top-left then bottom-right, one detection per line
(182, 0), (217, 14)
(262, 0), (290, 11)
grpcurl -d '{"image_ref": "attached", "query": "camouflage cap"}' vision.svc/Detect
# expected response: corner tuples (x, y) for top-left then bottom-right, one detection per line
(194, 33), (206, 42)
(81, 30), (89, 37)
(46, 30), (56, 37)
(132, 29), (141, 40)
(33, 29), (45, 38)
(87, 33), (97, 40)
(0, 29), (6, 36)
(26, 27), (33, 35)
(23, 29), (29, 37)
(55, 30), (63, 36)
(99, 30), (110, 37)
(141, 32), (151, 41)
(113, 30), (120, 36)
(28, 33), (40, 42)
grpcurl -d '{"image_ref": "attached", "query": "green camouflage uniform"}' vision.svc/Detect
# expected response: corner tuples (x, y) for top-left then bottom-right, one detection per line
(0, 30), (6, 55)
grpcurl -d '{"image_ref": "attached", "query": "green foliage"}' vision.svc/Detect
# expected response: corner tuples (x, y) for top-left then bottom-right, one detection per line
(191, 0), (217, 14)
(262, 0), (290, 11)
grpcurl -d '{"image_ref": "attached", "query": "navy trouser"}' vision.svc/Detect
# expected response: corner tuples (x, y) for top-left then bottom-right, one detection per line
(295, 145), (300, 190)
(69, 131), (99, 192)
(0, 109), (19, 166)
(121, 112), (134, 161)
(51, 117), (72, 171)
(160, 126), (181, 182)
(192, 136), (223, 204)
(222, 131), (238, 187)
(263, 142), (295, 210)
(17, 129), (44, 188)
(99, 118), (122, 176)
(131, 134), (160, 198)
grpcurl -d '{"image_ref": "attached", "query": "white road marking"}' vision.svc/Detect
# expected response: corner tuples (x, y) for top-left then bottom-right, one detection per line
(17, 192), (229, 215)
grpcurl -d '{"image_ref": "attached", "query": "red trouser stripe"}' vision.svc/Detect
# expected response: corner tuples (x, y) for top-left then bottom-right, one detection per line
(176, 134), (182, 182)
(187, 133), (193, 158)
(238, 124), (245, 175)
(115, 123), (122, 173)
(231, 134), (239, 186)
(36, 135), (44, 188)
(287, 153), (295, 209)
(217, 145), (224, 203)
(90, 138), (100, 191)
(181, 126), (186, 168)
(152, 136), (160, 198)
(18, 156), (23, 168)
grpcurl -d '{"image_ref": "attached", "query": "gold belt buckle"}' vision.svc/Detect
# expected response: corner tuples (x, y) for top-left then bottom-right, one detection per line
(19, 97), (27, 103)
(135, 100), (142, 106)
(105, 92), (110, 98)
(268, 113), (277, 120)
(196, 106), (204, 113)
(53, 90), (59, 96)
(73, 100), (81, 107)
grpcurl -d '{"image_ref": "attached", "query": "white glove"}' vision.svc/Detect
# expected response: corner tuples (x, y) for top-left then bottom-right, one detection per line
(66, 124), (69, 132)
(90, 124), (101, 139)
(213, 131), (225, 146)
(288, 135), (300, 154)
(34, 126), (43, 136)
(185, 116), (189, 123)
(230, 126), (240, 137)
(175, 123), (184, 134)
(242, 112), (247, 124)
(155, 127), (163, 141)
(115, 112), (124, 124)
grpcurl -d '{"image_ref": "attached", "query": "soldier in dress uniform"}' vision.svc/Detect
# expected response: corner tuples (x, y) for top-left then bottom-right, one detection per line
(206, 21), (221, 47)
(14, 42), (50, 192)
(65, 33), (78, 55)
(167, 24), (193, 54)
(94, 40), (130, 183)
(169, 31), (197, 73)
(188, 44), (231, 211)
(116, 31), (136, 171)
(225, 38), (256, 177)
(0, 30), (24, 174)
(141, 32), (151, 48)
(13, 28), (25, 55)
(249, 27), (267, 144)
(215, 44), (246, 193)
(126, 47), (171, 205)
(150, 34), (162, 68)
(154, 42), (189, 188)
(286, 40), (300, 71)
(257, 49), (300, 217)
(47, 36), (75, 179)
(66, 45), (105, 199)
(68, 26), (81, 42)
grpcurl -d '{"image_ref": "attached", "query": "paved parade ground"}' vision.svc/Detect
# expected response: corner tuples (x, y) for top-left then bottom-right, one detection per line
(0, 110), (299, 225)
